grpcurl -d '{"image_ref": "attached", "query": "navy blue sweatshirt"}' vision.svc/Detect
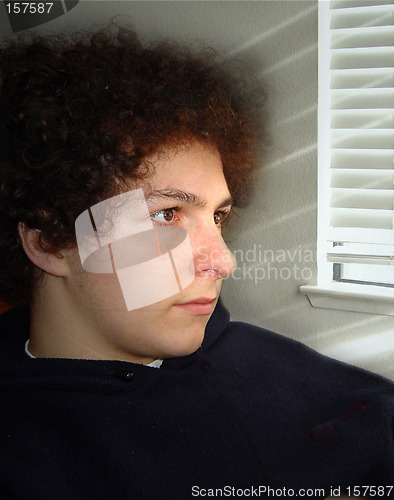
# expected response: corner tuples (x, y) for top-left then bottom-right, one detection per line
(0, 301), (393, 499)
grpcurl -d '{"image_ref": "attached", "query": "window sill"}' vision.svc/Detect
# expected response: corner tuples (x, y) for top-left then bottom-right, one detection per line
(300, 283), (394, 317)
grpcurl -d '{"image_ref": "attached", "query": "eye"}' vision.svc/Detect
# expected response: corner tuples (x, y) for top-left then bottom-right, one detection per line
(214, 210), (231, 226)
(151, 208), (178, 224)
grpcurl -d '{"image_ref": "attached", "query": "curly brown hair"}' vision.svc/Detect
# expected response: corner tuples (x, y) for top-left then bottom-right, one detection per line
(0, 27), (267, 305)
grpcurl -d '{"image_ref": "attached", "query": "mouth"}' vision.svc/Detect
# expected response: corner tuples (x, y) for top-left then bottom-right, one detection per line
(173, 297), (217, 315)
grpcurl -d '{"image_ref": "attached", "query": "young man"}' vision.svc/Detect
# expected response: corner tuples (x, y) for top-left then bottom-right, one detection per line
(0, 29), (393, 499)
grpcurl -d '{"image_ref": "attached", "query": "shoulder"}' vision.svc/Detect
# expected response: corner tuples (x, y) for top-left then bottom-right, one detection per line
(0, 306), (30, 359)
(206, 316), (394, 397)
(206, 317), (322, 368)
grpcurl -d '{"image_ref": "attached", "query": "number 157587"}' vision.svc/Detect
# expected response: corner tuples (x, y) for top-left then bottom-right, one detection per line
(5, 3), (54, 14)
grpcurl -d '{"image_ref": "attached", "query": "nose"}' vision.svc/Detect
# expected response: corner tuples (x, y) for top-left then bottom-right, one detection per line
(192, 227), (236, 280)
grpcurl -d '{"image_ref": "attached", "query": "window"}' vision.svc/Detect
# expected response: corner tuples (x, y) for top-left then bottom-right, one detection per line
(301, 0), (394, 316)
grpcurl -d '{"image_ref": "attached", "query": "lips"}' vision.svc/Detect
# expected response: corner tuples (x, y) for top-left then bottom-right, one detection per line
(173, 297), (217, 315)
(178, 297), (216, 305)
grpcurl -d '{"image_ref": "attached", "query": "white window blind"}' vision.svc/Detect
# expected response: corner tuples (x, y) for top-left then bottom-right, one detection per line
(301, 0), (394, 315)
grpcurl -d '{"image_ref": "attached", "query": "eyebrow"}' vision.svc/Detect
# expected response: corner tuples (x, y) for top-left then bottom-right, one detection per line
(145, 189), (233, 210)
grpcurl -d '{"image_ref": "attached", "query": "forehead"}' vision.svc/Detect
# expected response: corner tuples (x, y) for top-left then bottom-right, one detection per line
(144, 142), (229, 195)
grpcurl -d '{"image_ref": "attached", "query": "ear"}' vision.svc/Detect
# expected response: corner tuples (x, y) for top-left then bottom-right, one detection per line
(18, 222), (70, 277)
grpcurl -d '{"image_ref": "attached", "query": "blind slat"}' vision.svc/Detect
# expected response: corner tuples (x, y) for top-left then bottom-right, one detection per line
(331, 1), (394, 9)
(328, 254), (394, 264)
(331, 88), (394, 109)
(327, 242), (394, 265)
(328, 227), (394, 245)
(331, 149), (394, 169)
(331, 188), (394, 209)
(331, 129), (394, 148)
(331, 47), (394, 69)
(331, 25), (394, 48)
(331, 68), (394, 89)
(331, 110), (394, 129)
(331, 168), (394, 189)
(330, 207), (393, 229)
(331, 4), (394, 29)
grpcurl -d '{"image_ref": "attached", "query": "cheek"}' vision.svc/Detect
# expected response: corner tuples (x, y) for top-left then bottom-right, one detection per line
(68, 268), (126, 313)
(96, 276), (127, 311)
(65, 249), (126, 311)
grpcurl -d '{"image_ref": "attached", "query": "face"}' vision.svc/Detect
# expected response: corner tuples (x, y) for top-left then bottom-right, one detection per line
(60, 142), (236, 363)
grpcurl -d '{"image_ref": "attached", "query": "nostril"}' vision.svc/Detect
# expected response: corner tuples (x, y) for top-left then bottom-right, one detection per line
(204, 268), (221, 279)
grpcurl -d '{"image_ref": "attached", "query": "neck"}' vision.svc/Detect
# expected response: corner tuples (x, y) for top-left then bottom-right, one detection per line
(29, 274), (155, 364)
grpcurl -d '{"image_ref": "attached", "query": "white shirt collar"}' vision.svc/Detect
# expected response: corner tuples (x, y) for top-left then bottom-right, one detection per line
(25, 339), (163, 367)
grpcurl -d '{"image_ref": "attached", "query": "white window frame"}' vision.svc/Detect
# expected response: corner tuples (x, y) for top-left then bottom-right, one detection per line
(300, 0), (394, 317)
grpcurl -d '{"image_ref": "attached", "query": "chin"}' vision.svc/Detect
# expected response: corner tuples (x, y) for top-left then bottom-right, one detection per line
(161, 322), (207, 359)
